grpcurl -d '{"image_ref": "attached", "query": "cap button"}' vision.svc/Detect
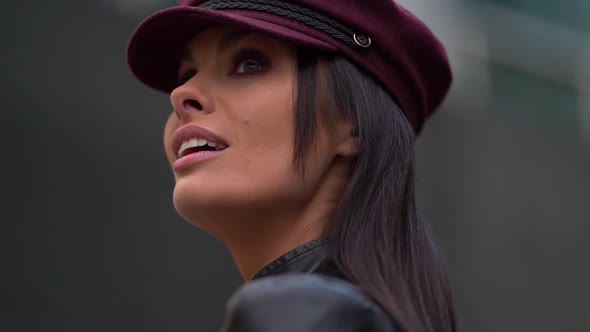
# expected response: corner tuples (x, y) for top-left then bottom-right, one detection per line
(353, 33), (372, 48)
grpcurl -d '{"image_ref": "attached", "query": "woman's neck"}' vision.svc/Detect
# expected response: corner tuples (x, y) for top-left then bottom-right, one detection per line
(225, 218), (324, 281)
(202, 159), (351, 282)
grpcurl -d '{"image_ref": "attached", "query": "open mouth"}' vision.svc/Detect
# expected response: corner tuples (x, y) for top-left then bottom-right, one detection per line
(177, 138), (228, 159)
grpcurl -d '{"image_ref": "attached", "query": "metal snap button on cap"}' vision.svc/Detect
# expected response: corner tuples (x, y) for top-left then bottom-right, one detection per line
(353, 33), (372, 48)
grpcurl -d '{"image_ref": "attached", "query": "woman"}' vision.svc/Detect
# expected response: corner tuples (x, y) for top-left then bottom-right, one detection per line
(127, 0), (456, 331)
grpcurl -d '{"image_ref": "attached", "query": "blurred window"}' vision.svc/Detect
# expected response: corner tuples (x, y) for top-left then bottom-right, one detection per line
(481, 0), (590, 33)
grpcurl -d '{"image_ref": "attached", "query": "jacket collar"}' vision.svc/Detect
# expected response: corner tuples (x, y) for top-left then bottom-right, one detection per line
(252, 238), (332, 280)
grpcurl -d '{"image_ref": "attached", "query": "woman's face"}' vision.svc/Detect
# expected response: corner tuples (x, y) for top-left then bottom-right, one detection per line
(164, 26), (340, 227)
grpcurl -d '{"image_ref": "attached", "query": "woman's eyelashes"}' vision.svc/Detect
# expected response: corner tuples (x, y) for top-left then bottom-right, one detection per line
(230, 48), (271, 76)
(176, 48), (270, 86)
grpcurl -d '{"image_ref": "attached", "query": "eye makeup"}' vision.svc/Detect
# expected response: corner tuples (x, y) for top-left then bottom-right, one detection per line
(175, 45), (273, 86)
(230, 48), (272, 76)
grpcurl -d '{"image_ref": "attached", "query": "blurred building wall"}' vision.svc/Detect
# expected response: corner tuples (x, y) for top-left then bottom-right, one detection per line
(400, 1), (590, 330)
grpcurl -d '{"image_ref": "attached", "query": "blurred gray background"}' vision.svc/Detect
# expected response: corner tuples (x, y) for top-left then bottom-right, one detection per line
(3, 0), (589, 331)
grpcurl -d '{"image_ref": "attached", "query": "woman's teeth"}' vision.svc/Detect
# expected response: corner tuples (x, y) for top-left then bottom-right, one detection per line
(177, 138), (227, 158)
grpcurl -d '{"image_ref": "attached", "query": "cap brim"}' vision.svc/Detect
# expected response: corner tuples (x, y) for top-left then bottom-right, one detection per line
(127, 6), (337, 93)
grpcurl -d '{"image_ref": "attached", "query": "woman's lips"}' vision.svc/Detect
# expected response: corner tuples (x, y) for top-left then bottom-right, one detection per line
(172, 125), (228, 159)
(171, 124), (228, 172)
(173, 149), (225, 172)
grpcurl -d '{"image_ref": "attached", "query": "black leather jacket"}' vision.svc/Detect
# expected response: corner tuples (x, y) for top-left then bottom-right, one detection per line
(221, 239), (398, 332)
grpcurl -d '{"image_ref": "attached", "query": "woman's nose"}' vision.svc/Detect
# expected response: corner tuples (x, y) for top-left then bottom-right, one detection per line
(170, 78), (215, 118)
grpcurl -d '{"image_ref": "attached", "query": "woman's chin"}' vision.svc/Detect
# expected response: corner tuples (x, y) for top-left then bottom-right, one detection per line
(172, 179), (249, 223)
(174, 182), (225, 213)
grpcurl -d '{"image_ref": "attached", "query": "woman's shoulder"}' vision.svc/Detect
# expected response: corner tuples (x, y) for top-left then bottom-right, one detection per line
(221, 273), (398, 332)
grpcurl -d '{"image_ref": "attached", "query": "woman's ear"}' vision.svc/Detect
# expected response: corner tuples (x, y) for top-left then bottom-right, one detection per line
(337, 136), (359, 158)
(334, 121), (359, 158)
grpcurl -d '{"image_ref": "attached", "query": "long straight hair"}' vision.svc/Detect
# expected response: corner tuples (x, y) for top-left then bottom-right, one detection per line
(293, 49), (457, 332)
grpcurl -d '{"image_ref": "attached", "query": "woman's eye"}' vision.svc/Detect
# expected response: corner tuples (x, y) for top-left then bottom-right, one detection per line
(235, 60), (264, 74)
(231, 49), (270, 76)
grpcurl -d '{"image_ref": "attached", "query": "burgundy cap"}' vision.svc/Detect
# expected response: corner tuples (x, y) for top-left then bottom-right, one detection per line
(127, 0), (452, 133)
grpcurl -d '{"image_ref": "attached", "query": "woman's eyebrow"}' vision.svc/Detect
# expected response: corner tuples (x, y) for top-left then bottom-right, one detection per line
(181, 30), (252, 64)
(217, 30), (252, 54)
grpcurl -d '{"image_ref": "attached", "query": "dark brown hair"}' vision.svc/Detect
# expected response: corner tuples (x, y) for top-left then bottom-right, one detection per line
(293, 49), (457, 332)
